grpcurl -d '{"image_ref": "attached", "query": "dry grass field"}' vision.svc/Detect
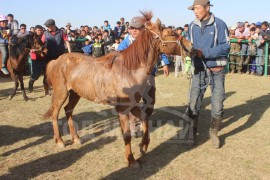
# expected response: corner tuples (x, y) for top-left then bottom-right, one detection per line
(0, 69), (270, 180)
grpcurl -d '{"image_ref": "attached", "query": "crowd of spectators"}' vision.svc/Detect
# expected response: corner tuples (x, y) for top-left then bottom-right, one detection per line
(1, 13), (270, 77)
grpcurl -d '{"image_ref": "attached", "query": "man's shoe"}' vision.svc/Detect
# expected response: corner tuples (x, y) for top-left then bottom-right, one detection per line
(1, 67), (9, 75)
(209, 117), (221, 149)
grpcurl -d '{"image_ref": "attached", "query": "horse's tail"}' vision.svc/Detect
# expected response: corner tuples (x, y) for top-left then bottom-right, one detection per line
(43, 60), (58, 119)
(45, 60), (57, 86)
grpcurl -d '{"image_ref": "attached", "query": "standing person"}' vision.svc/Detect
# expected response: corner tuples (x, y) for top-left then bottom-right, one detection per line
(102, 20), (111, 35)
(28, 25), (49, 94)
(120, 17), (126, 34)
(114, 21), (123, 38)
(7, 14), (19, 35)
(42, 19), (71, 62)
(0, 15), (11, 75)
(235, 22), (250, 72)
(229, 26), (241, 73)
(187, 0), (230, 148)
(65, 22), (72, 35)
(182, 24), (189, 38)
(92, 36), (103, 57)
(174, 27), (185, 77)
(17, 24), (29, 39)
(29, 27), (35, 34)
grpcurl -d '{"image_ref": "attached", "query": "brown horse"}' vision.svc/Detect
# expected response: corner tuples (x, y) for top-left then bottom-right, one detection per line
(1, 34), (48, 100)
(44, 11), (193, 167)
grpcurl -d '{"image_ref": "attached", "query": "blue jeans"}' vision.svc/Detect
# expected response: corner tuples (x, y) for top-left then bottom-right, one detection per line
(256, 48), (263, 75)
(0, 44), (8, 67)
(189, 69), (225, 119)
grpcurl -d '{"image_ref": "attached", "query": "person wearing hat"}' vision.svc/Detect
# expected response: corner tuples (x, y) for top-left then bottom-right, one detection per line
(120, 17), (126, 34)
(0, 15), (11, 75)
(187, 0), (230, 148)
(229, 26), (242, 73)
(235, 22), (251, 69)
(65, 22), (72, 35)
(7, 14), (19, 35)
(175, 27), (185, 77)
(255, 22), (262, 27)
(41, 18), (71, 62)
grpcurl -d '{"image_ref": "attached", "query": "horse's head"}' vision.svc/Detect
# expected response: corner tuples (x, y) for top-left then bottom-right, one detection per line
(31, 34), (48, 57)
(142, 12), (193, 57)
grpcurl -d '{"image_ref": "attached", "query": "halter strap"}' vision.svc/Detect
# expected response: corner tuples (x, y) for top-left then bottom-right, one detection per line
(149, 30), (179, 46)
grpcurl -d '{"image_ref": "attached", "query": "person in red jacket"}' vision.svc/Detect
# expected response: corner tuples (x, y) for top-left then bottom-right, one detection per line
(28, 25), (49, 95)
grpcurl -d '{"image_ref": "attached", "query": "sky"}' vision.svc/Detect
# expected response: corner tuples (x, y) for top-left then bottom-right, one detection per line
(0, 0), (269, 30)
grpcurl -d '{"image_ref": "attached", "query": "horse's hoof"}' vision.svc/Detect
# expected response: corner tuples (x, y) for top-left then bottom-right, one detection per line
(8, 95), (13, 100)
(73, 139), (82, 145)
(57, 142), (66, 148)
(139, 143), (148, 155)
(128, 160), (141, 168)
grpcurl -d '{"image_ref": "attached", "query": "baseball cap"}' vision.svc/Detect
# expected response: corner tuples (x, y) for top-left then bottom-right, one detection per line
(255, 21), (262, 26)
(129, 17), (144, 29)
(188, 0), (213, 10)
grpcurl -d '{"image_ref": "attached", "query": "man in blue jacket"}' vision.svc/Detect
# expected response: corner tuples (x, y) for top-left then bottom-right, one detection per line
(187, 0), (230, 148)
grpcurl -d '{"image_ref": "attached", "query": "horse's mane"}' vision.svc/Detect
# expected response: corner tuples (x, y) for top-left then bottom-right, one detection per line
(10, 34), (34, 59)
(121, 30), (155, 70)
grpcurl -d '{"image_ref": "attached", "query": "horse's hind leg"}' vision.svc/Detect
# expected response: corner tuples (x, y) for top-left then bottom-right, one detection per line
(18, 72), (28, 101)
(118, 112), (140, 168)
(64, 90), (81, 145)
(9, 72), (19, 100)
(51, 86), (69, 148)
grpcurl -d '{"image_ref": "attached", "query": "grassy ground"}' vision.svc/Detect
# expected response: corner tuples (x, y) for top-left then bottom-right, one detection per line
(0, 70), (270, 180)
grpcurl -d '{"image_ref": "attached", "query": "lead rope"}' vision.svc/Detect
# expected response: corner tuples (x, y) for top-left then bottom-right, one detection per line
(183, 57), (211, 119)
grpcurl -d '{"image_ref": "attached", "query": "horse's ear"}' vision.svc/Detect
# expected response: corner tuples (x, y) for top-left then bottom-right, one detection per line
(156, 18), (162, 31)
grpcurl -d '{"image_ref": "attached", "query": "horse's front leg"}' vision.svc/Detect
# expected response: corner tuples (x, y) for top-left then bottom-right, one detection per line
(140, 119), (150, 155)
(9, 72), (19, 100)
(131, 106), (150, 155)
(18, 72), (28, 101)
(118, 112), (140, 168)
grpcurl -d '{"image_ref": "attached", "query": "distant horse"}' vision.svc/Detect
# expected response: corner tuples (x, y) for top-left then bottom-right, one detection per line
(44, 11), (193, 167)
(0, 34), (48, 100)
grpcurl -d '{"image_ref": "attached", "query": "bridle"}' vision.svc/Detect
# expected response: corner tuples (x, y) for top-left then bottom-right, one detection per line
(149, 30), (180, 46)
(148, 29), (190, 54)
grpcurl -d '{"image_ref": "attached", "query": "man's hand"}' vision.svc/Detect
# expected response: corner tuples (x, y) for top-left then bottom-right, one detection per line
(237, 38), (243, 43)
(195, 49), (203, 58)
(163, 65), (169, 77)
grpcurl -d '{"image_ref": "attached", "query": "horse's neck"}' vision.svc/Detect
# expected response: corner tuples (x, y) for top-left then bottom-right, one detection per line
(122, 31), (159, 73)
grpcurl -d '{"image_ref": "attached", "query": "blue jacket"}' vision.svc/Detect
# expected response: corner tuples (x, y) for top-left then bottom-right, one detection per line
(188, 13), (230, 68)
(117, 35), (170, 65)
